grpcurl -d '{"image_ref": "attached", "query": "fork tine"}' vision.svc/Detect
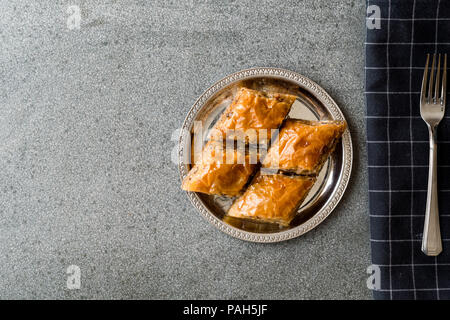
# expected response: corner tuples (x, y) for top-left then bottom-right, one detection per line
(435, 54), (441, 103)
(442, 54), (447, 106)
(421, 54), (430, 102)
(428, 54), (436, 102)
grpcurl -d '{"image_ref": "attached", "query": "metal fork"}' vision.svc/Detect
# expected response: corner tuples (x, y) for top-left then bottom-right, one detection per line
(420, 53), (447, 256)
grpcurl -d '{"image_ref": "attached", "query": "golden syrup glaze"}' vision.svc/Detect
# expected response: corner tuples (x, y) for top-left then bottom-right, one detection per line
(262, 119), (347, 174)
(181, 140), (257, 196)
(211, 87), (296, 144)
(227, 174), (316, 226)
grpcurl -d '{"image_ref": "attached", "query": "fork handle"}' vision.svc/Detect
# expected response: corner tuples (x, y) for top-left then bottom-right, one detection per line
(422, 126), (442, 256)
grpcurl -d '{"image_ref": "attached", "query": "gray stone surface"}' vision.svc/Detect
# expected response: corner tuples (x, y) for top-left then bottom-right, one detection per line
(0, 0), (370, 299)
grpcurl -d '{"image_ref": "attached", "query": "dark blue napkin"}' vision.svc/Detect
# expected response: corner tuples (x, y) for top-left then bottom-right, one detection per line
(365, 0), (450, 299)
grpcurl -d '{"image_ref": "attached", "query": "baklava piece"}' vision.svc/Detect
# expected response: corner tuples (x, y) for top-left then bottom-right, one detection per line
(227, 174), (316, 226)
(209, 87), (296, 145)
(181, 140), (257, 196)
(262, 119), (347, 175)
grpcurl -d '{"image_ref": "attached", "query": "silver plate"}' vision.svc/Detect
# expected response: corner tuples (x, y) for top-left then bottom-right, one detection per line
(178, 67), (353, 243)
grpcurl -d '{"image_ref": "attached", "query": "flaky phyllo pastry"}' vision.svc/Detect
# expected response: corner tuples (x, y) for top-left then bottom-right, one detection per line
(181, 140), (257, 196)
(227, 174), (316, 226)
(262, 119), (347, 175)
(209, 87), (296, 145)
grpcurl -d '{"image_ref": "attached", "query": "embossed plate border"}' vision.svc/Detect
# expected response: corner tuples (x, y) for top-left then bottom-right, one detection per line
(178, 67), (353, 243)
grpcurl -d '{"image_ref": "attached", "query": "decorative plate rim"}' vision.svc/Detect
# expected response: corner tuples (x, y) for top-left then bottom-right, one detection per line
(178, 67), (353, 243)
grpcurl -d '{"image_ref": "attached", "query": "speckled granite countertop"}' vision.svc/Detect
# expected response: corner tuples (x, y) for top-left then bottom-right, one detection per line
(0, 0), (370, 299)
